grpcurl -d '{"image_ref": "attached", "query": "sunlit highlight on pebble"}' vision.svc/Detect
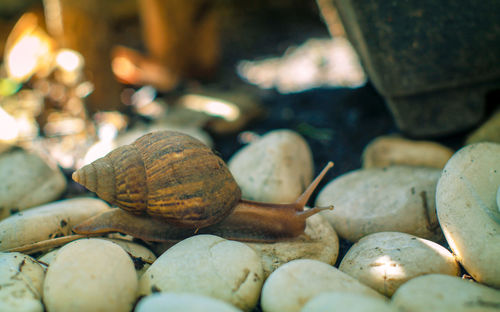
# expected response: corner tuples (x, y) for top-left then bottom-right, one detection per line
(180, 94), (240, 122)
(0, 107), (19, 141)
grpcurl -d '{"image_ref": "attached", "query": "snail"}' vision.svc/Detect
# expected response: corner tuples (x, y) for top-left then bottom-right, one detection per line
(72, 131), (334, 242)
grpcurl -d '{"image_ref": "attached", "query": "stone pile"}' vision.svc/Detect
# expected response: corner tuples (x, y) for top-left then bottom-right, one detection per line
(0, 129), (499, 311)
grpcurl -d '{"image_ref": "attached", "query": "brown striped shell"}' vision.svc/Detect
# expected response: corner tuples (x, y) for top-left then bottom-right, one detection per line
(72, 131), (241, 229)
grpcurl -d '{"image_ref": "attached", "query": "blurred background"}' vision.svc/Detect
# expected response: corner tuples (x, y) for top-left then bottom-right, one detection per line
(0, 0), (498, 187)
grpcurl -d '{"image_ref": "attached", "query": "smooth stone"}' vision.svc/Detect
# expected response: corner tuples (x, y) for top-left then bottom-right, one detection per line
(261, 259), (386, 312)
(43, 239), (138, 312)
(139, 235), (263, 311)
(136, 293), (242, 312)
(391, 274), (500, 311)
(246, 213), (339, 278)
(466, 109), (500, 144)
(228, 129), (314, 203)
(339, 232), (459, 296)
(0, 252), (45, 312)
(436, 142), (500, 287)
(0, 198), (110, 251)
(38, 238), (156, 278)
(0, 148), (66, 220)
(316, 166), (443, 242)
(362, 135), (454, 169)
(301, 292), (397, 312)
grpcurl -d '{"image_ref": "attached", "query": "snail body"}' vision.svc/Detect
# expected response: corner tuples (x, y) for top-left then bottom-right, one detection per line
(72, 131), (333, 242)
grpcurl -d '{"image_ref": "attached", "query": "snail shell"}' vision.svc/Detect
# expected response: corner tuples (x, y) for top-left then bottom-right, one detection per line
(72, 131), (241, 229)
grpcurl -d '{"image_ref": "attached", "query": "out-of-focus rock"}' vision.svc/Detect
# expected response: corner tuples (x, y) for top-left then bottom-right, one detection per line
(362, 135), (454, 169)
(466, 109), (500, 144)
(0, 148), (66, 220)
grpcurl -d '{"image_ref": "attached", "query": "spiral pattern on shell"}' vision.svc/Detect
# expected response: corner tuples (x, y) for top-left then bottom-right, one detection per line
(72, 131), (241, 229)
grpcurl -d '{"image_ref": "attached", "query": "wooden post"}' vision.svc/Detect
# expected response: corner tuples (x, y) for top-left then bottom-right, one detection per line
(59, 0), (121, 113)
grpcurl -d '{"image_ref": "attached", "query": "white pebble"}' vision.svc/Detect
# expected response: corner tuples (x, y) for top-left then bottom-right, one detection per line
(339, 232), (459, 296)
(316, 166), (443, 242)
(139, 235), (263, 311)
(261, 259), (385, 312)
(43, 239), (138, 312)
(229, 129), (314, 203)
(38, 238), (157, 278)
(0, 252), (45, 312)
(246, 213), (339, 278)
(136, 292), (242, 312)
(0, 149), (66, 220)
(436, 142), (500, 287)
(301, 292), (397, 312)
(362, 135), (453, 169)
(392, 274), (500, 311)
(0, 198), (110, 251)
